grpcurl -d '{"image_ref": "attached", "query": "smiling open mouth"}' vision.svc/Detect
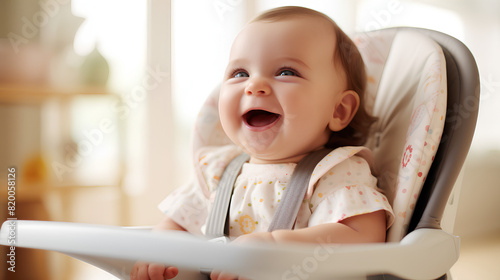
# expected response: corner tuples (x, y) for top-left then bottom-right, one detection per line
(243, 110), (281, 128)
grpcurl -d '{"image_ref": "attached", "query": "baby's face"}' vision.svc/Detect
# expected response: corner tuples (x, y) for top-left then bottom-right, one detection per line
(219, 16), (348, 163)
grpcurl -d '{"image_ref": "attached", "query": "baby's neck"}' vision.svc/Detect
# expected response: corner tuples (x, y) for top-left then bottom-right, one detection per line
(249, 154), (305, 164)
(249, 147), (328, 164)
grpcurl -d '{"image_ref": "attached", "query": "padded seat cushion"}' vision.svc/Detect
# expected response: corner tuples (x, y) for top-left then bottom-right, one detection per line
(354, 29), (447, 241)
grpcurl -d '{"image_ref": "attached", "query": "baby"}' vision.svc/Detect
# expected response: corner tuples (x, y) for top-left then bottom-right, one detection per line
(131, 6), (394, 280)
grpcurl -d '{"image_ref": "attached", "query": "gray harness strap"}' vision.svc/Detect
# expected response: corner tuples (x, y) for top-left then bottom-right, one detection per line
(205, 153), (250, 239)
(268, 148), (332, 231)
(205, 149), (331, 239)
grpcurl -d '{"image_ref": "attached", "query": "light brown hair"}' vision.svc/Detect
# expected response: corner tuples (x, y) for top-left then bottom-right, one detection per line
(252, 6), (376, 148)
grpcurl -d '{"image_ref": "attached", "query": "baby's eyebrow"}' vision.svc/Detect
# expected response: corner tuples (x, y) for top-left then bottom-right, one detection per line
(226, 57), (311, 70)
(277, 57), (311, 70)
(226, 58), (250, 68)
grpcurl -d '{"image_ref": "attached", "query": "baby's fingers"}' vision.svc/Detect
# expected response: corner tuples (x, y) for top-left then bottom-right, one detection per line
(210, 270), (232, 280)
(148, 263), (178, 280)
(164, 266), (179, 279)
(210, 270), (250, 280)
(130, 261), (149, 280)
(130, 262), (178, 280)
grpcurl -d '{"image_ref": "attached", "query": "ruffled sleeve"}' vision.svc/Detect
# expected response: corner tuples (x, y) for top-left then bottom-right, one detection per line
(157, 179), (209, 235)
(308, 155), (395, 229)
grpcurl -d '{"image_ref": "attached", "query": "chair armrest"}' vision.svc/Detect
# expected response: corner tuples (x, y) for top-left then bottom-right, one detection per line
(0, 220), (459, 280)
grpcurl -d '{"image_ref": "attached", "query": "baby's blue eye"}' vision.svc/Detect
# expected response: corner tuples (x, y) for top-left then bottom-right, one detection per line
(278, 69), (297, 76)
(234, 71), (249, 78)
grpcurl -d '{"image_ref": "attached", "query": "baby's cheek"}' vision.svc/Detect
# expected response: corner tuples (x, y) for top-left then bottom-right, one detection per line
(219, 103), (237, 128)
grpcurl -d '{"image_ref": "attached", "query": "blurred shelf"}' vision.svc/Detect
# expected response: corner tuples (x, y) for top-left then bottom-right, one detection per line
(0, 84), (117, 104)
(0, 83), (127, 225)
(1, 181), (121, 202)
(1, 181), (50, 202)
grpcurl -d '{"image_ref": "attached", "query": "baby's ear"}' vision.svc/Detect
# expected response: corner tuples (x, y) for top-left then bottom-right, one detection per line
(328, 90), (360, 132)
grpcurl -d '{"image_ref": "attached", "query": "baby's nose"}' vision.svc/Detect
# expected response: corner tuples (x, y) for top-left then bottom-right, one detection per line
(246, 88), (268, 95)
(245, 77), (271, 96)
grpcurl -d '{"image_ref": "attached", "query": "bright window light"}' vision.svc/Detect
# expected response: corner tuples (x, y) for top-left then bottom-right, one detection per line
(72, 0), (146, 92)
(356, 0), (465, 41)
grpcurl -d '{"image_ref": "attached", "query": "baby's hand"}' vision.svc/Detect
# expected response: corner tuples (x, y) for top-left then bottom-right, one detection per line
(210, 271), (251, 280)
(130, 261), (178, 280)
(231, 231), (275, 244)
(210, 232), (274, 280)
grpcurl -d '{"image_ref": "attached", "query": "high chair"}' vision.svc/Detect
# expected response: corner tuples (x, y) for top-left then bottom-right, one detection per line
(0, 27), (479, 280)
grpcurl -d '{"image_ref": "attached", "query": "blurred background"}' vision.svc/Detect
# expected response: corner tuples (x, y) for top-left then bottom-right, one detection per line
(0, 0), (498, 279)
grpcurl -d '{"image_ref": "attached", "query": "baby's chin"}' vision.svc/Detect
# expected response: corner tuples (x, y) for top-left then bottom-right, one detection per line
(231, 130), (326, 164)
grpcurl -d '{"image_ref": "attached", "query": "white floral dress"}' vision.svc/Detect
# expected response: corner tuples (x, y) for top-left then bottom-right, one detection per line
(158, 145), (394, 237)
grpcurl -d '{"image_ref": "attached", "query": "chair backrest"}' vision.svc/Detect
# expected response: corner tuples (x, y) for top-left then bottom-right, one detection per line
(190, 27), (479, 242)
(354, 28), (448, 241)
(389, 27), (479, 237)
(354, 27), (479, 241)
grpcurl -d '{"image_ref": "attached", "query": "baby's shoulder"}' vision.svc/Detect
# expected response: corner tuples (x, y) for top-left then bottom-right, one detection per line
(312, 146), (373, 176)
(305, 146), (374, 198)
(196, 145), (243, 165)
(195, 145), (244, 192)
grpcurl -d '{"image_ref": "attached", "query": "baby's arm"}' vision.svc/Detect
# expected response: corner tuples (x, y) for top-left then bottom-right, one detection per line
(234, 210), (386, 245)
(153, 216), (187, 232)
(272, 210), (386, 243)
(130, 216), (187, 280)
(211, 211), (386, 280)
